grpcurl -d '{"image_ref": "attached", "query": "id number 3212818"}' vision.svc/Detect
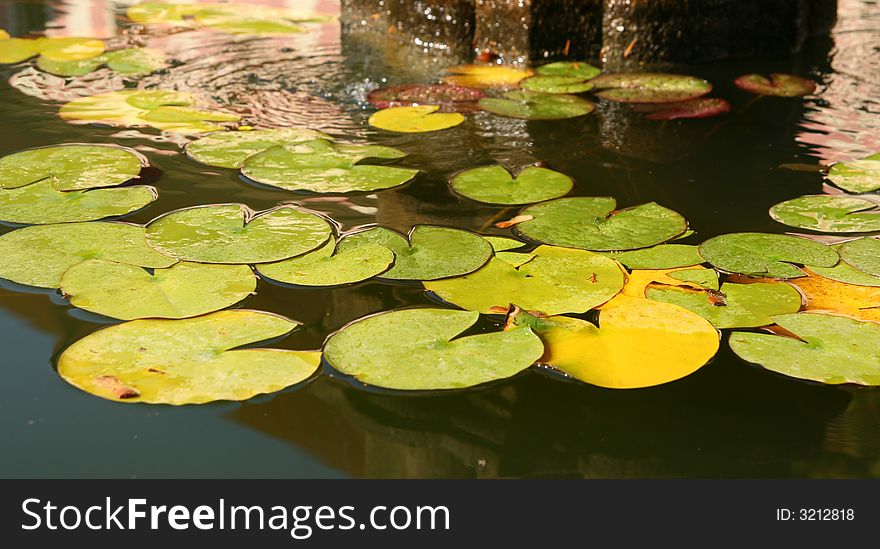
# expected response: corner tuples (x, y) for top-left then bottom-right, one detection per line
(776, 508), (855, 521)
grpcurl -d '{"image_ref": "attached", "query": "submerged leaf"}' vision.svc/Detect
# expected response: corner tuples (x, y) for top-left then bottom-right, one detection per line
(734, 73), (816, 97)
(444, 64), (534, 88)
(368, 105), (464, 133)
(186, 128), (332, 169)
(0, 144), (142, 191)
(478, 90), (595, 120)
(256, 237), (394, 287)
(770, 195), (880, 233)
(608, 244), (704, 269)
(367, 84), (484, 112)
(323, 308), (544, 390)
(633, 98), (731, 120)
(699, 232), (838, 279)
(590, 73), (712, 103)
(450, 165), (572, 205)
(827, 153), (880, 193)
(838, 237), (880, 278)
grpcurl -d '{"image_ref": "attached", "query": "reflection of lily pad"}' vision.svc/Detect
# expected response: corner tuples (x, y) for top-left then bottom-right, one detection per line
(507, 298), (719, 389)
(478, 90), (595, 120)
(338, 225), (492, 281)
(608, 244), (704, 269)
(61, 260), (256, 320)
(368, 105), (465, 133)
(58, 310), (321, 404)
(186, 128), (332, 169)
(734, 73), (816, 97)
(256, 237), (394, 287)
(700, 233), (838, 279)
(0, 144), (142, 191)
(450, 165), (573, 205)
(839, 237), (880, 278)
(425, 245), (625, 315)
(324, 308), (544, 391)
(241, 139), (417, 193)
(145, 204), (332, 264)
(769, 195), (880, 233)
(633, 98), (731, 120)
(590, 73), (712, 103)
(444, 64), (534, 88)
(367, 84), (484, 112)
(729, 313), (880, 385)
(515, 197), (688, 251)
(0, 222), (176, 288)
(827, 153), (880, 193)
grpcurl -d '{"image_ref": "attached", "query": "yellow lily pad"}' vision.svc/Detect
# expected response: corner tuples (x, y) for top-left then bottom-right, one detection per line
(444, 64), (534, 89)
(368, 105), (464, 133)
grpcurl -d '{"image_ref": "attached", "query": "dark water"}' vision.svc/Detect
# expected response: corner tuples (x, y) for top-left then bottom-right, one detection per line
(1, 0), (879, 478)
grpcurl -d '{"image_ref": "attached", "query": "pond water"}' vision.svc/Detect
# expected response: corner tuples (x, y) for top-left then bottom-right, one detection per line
(1, 0), (879, 478)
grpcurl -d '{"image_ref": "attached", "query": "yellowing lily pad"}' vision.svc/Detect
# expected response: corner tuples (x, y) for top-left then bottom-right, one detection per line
(256, 237), (394, 287)
(590, 73), (712, 103)
(37, 37), (104, 61)
(484, 235), (524, 252)
(839, 237), (880, 278)
(608, 244), (704, 269)
(827, 153), (880, 193)
(770, 195), (880, 233)
(145, 203), (332, 265)
(734, 73), (817, 97)
(784, 270), (880, 322)
(424, 245), (625, 315)
(60, 260), (256, 320)
(478, 90), (595, 120)
(0, 144), (143, 191)
(368, 106), (464, 133)
(186, 128), (333, 169)
(444, 64), (534, 89)
(506, 298), (719, 389)
(0, 222), (176, 289)
(729, 313), (880, 385)
(515, 197), (688, 251)
(323, 308), (544, 390)
(57, 310), (321, 404)
(699, 232), (839, 279)
(614, 266), (716, 300)
(450, 165), (573, 205)
(0, 38), (41, 64)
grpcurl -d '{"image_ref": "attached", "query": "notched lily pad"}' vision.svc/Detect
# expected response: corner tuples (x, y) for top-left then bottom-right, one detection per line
(368, 105), (465, 133)
(590, 73), (712, 103)
(839, 237), (880, 278)
(450, 165), (573, 205)
(323, 308), (544, 390)
(699, 232), (839, 279)
(478, 90), (595, 120)
(186, 128), (332, 169)
(827, 153), (880, 193)
(0, 144), (143, 191)
(256, 237), (394, 287)
(367, 84), (484, 112)
(770, 195), (880, 233)
(734, 73), (816, 97)
(633, 98), (731, 120)
(608, 244), (704, 269)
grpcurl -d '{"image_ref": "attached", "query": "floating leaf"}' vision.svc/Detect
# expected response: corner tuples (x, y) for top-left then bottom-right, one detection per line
(507, 298), (719, 389)
(515, 197), (688, 251)
(699, 232), (838, 279)
(36, 55), (104, 76)
(58, 310), (321, 404)
(667, 268), (720, 291)
(734, 73), (816, 97)
(368, 105), (464, 133)
(444, 64), (534, 88)
(729, 313), (880, 385)
(256, 237), (393, 287)
(535, 61), (601, 80)
(450, 165), (573, 205)
(201, 18), (303, 34)
(478, 90), (595, 120)
(608, 244), (704, 269)
(0, 38), (41, 63)
(338, 225), (492, 281)
(127, 2), (199, 25)
(784, 270), (880, 322)
(0, 222), (175, 288)
(145, 204), (332, 265)
(367, 84), (484, 112)
(484, 235), (524, 252)
(590, 73), (712, 103)
(323, 308), (544, 390)
(839, 237), (880, 278)
(521, 76), (594, 94)
(37, 37), (104, 61)
(104, 47), (167, 75)
(0, 144), (142, 191)
(186, 128), (331, 169)
(424, 245), (625, 315)
(769, 195), (880, 233)
(241, 139), (417, 193)
(60, 260), (256, 320)
(808, 263), (880, 287)
(633, 98), (731, 120)
(827, 153), (880, 193)
(613, 266), (716, 301)
(128, 2), (323, 33)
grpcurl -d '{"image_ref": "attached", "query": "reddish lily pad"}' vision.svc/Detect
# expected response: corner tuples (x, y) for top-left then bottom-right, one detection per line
(734, 73), (817, 97)
(633, 98), (731, 120)
(590, 73), (712, 103)
(367, 84), (484, 113)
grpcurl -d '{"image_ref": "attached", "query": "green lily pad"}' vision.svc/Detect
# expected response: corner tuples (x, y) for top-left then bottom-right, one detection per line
(0, 144), (143, 191)
(646, 281), (802, 328)
(323, 308), (544, 390)
(521, 76), (594, 94)
(186, 128), (333, 169)
(0, 37), (41, 63)
(484, 235), (525, 252)
(36, 54), (105, 76)
(145, 203), (332, 265)
(338, 225), (492, 281)
(202, 18), (304, 34)
(699, 232), (839, 279)
(515, 197), (688, 251)
(769, 195), (880, 233)
(535, 61), (601, 80)
(104, 47), (167, 75)
(839, 237), (880, 277)
(590, 73), (712, 103)
(57, 310), (321, 404)
(0, 179), (157, 225)
(425, 245), (625, 315)
(809, 262), (880, 287)
(60, 260), (256, 320)
(609, 244), (704, 269)
(256, 237), (393, 287)
(0, 222), (176, 288)
(827, 153), (880, 193)
(668, 267), (719, 290)
(729, 313), (880, 385)
(450, 165), (572, 205)
(734, 73), (816, 97)
(478, 90), (595, 120)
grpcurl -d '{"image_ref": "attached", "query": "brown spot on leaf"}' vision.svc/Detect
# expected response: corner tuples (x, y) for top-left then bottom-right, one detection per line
(94, 375), (139, 399)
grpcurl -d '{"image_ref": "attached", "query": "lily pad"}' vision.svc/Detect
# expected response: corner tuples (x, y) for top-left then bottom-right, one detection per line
(478, 90), (595, 120)
(729, 313), (880, 385)
(323, 308), (544, 390)
(0, 38), (41, 64)
(515, 197), (688, 251)
(699, 232), (839, 279)
(37, 37), (104, 61)
(734, 73), (816, 97)
(484, 235), (524, 252)
(186, 128), (333, 169)
(507, 297), (719, 389)
(608, 244), (704, 269)
(202, 18), (303, 34)
(61, 260), (256, 320)
(104, 47), (167, 75)
(241, 139), (417, 193)
(535, 61), (601, 80)
(0, 222), (176, 288)
(145, 204), (332, 265)
(367, 84), (484, 112)
(256, 237), (394, 287)
(0, 144), (143, 191)
(424, 245), (625, 315)
(57, 310), (321, 404)
(368, 105), (465, 133)
(590, 73), (712, 103)
(784, 270), (880, 323)
(450, 165), (573, 205)
(633, 98), (731, 120)
(839, 237), (880, 277)
(337, 225), (492, 281)
(614, 266), (717, 300)
(36, 55), (104, 76)
(808, 263), (880, 287)
(827, 153), (880, 193)
(667, 268), (720, 291)
(769, 195), (880, 233)
(521, 76), (594, 94)
(444, 64), (534, 89)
